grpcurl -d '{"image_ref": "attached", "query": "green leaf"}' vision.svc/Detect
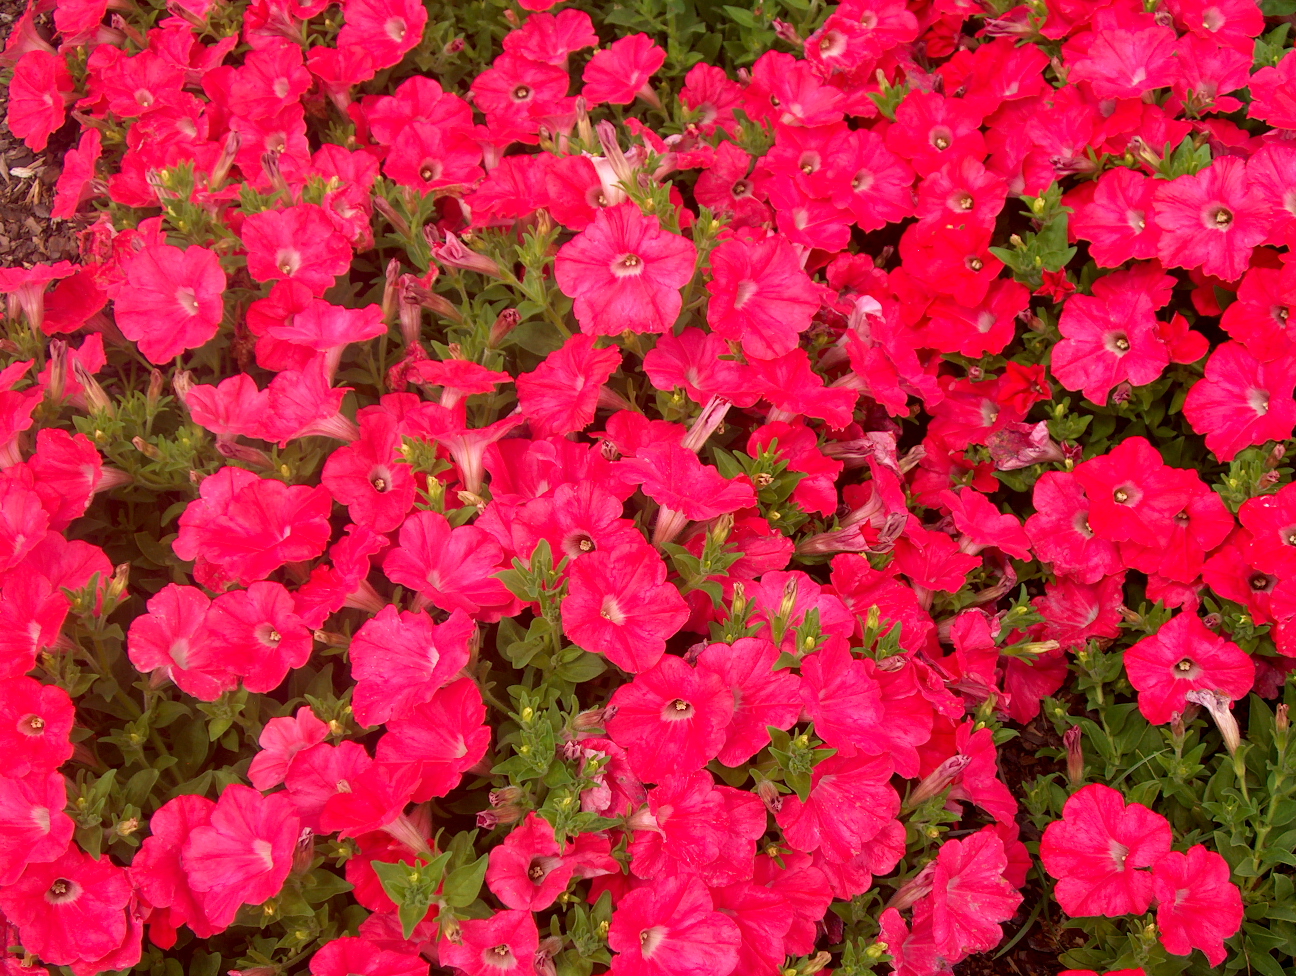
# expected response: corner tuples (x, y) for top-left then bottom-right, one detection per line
(722, 4), (757, 27)
(553, 651), (606, 684)
(398, 899), (432, 940)
(442, 853), (490, 909)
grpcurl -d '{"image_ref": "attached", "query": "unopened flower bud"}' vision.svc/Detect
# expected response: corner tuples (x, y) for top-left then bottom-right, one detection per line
(45, 340), (67, 404)
(132, 436), (161, 460)
(430, 231), (504, 278)
(146, 369), (165, 410)
(710, 512), (734, 545)
(755, 778), (783, 814)
(908, 754), (971, 807)
(572, 706), (613, 732)
(489, 308), (521, 347)
(1278, 703), (1289, 735)
(372, 195), (411, 238)
(74, 361), (113, 415)
(1186, 689), (1242, 755)
(1064, 725), (1084, 787)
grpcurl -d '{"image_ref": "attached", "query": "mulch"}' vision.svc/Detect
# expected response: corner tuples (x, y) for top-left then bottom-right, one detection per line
(0, 0), (80, 269)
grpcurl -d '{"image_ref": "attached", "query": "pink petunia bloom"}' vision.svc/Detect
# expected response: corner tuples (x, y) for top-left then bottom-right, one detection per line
(582, 34), (665, 106)
(1183, 342), (1296, 462)
(627, 770), (764, 886)
(1040, 783), (1172, 918)
(705, 236), (821, 360)
(776, 752), (900, 863)
(485, 813), (576, 911)
(554, 204), (697, 336)
(1069, 168), (1160, 268)
(173, 468), (333, 588)
(113, 244), (226, 364)
(0, 678), (74, 776)
(1151, 845), (1242, 966)
(382, 511), (513, 619)
(1052, 286), (1168, 406)
(695, 638), (802, 766)
(321, 409), (416, 532)
(348, 605), (473, 727)
(1071, 437), (1193, 548)
(375, 678), (490, 801)
(1123, 612), (1255, 725)
(1153, 158), (1268, 281)
(562, 544), (690, 673)
(241, 204), (353, 295)
(1025, 472), (1122, 584)
(285, 741), (374, 832)
(181, 784), (300, 929)
(310, 936), (429, 976)
(126, 584), (237, 702)
(515, 334), (621, 439)
(708, 880), (793, 976)
(337, 0), (427, 70)
(0, 846), (132, 967)
(916, 828), (1023, 960)
(439, 910), (538, 976)
(1065, 16), (1178, 99)
(606, 654), (735, 782)
(608, 874), (740, 976)
(1248, 49), (1296, 131)
(7, 51), (74, 153)
(248, 707), (330, 791)
(0, 770), (73, 886)
(204, 582), (313, 694)
(129, 794), (221, 942)
(618, 442), (757, 544)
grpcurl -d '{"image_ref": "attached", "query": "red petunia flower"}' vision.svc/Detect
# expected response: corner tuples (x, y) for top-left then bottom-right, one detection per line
(554, 204), (697, 336)
(241, 204), (353, 295)
(705, 236), (821, 360)
(113, 244), (226, 364)
(561, 544), (689, 673)
(582, 34), (665, 106)
(348, 605), (473, 727)
(515, 334), (621, 439)
(1040, 784), (1173, 918)
(607, 654), (735, 782)
(0, 770), (73, 886)
(1153, 158), (1269, 282)
(181, 784), (300, 929)
(1183, 342), (1296, 462)
(1151, 845), (1243, 966)
(0, 846), (132, 967)
(1123, 612), (1255, 725)
(607, 874), (740, 976)
(7, 51), (74, 153)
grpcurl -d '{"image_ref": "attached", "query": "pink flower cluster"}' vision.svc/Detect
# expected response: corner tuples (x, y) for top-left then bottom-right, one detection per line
(2, 0), (1294, 972)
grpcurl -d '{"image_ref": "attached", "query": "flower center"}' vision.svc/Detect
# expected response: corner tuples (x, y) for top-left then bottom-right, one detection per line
(967, 257), (983, 272)
(372, 476), (388, 492)
(46, 878), (80, 904)
(513, 85), (532, 100)
(663, 698), (695, 721)
(578, 537), (594, 552)
(1250, 573), (1272, 592)
(1211, 206), (1233, 228)
(731, 179), (750, 197)
(1174, 657), (1197, 675)
(419, 163), (442, 183)
(176, 286), (200, 316)
(1249, 388), (1270, 416)
(384, 16), (407, 41)
(931, 130), (952, 151)
(955, 192), (974, 211)
(612, 253), (644, 278)
(20, 714), (44, 734)
(1111, 334), (1130, 353)
(1113, 488), (1130, 504)
(599, 597), (626, 625)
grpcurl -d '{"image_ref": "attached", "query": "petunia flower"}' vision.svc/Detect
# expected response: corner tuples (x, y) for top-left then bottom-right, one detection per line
(112, 244), (227, 364)
(1184, 342), (1296, 462)
(375, 678), (491, 801)
(309, 936), (429, 976)
(705, 236), (822, 360)
(0, 770), (73, 886)
(1151, 845), (1243, 966)
(1153, 158), (1268, 282)
(1040, 783), (1172, 918)
(607, 874), (740, 976)
(561, 544), (689, 673)
(348, 605), (473, 727)
(0, 845), (132, 967)
(695, 637), (802, 766)
(1123, 612), (1255, 725)
(582, 33), (665, 106)
(554, 203), (697, 336)
(439, 910), (538, 976)
(607, 654), (735, 782)
(181, 784), (300, 929)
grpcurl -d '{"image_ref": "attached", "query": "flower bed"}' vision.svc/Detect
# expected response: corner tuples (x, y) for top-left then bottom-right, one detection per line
(2, 0), (1296, 974)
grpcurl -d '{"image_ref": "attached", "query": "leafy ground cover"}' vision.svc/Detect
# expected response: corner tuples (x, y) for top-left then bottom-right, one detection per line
(3, 0), (1296, 975)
